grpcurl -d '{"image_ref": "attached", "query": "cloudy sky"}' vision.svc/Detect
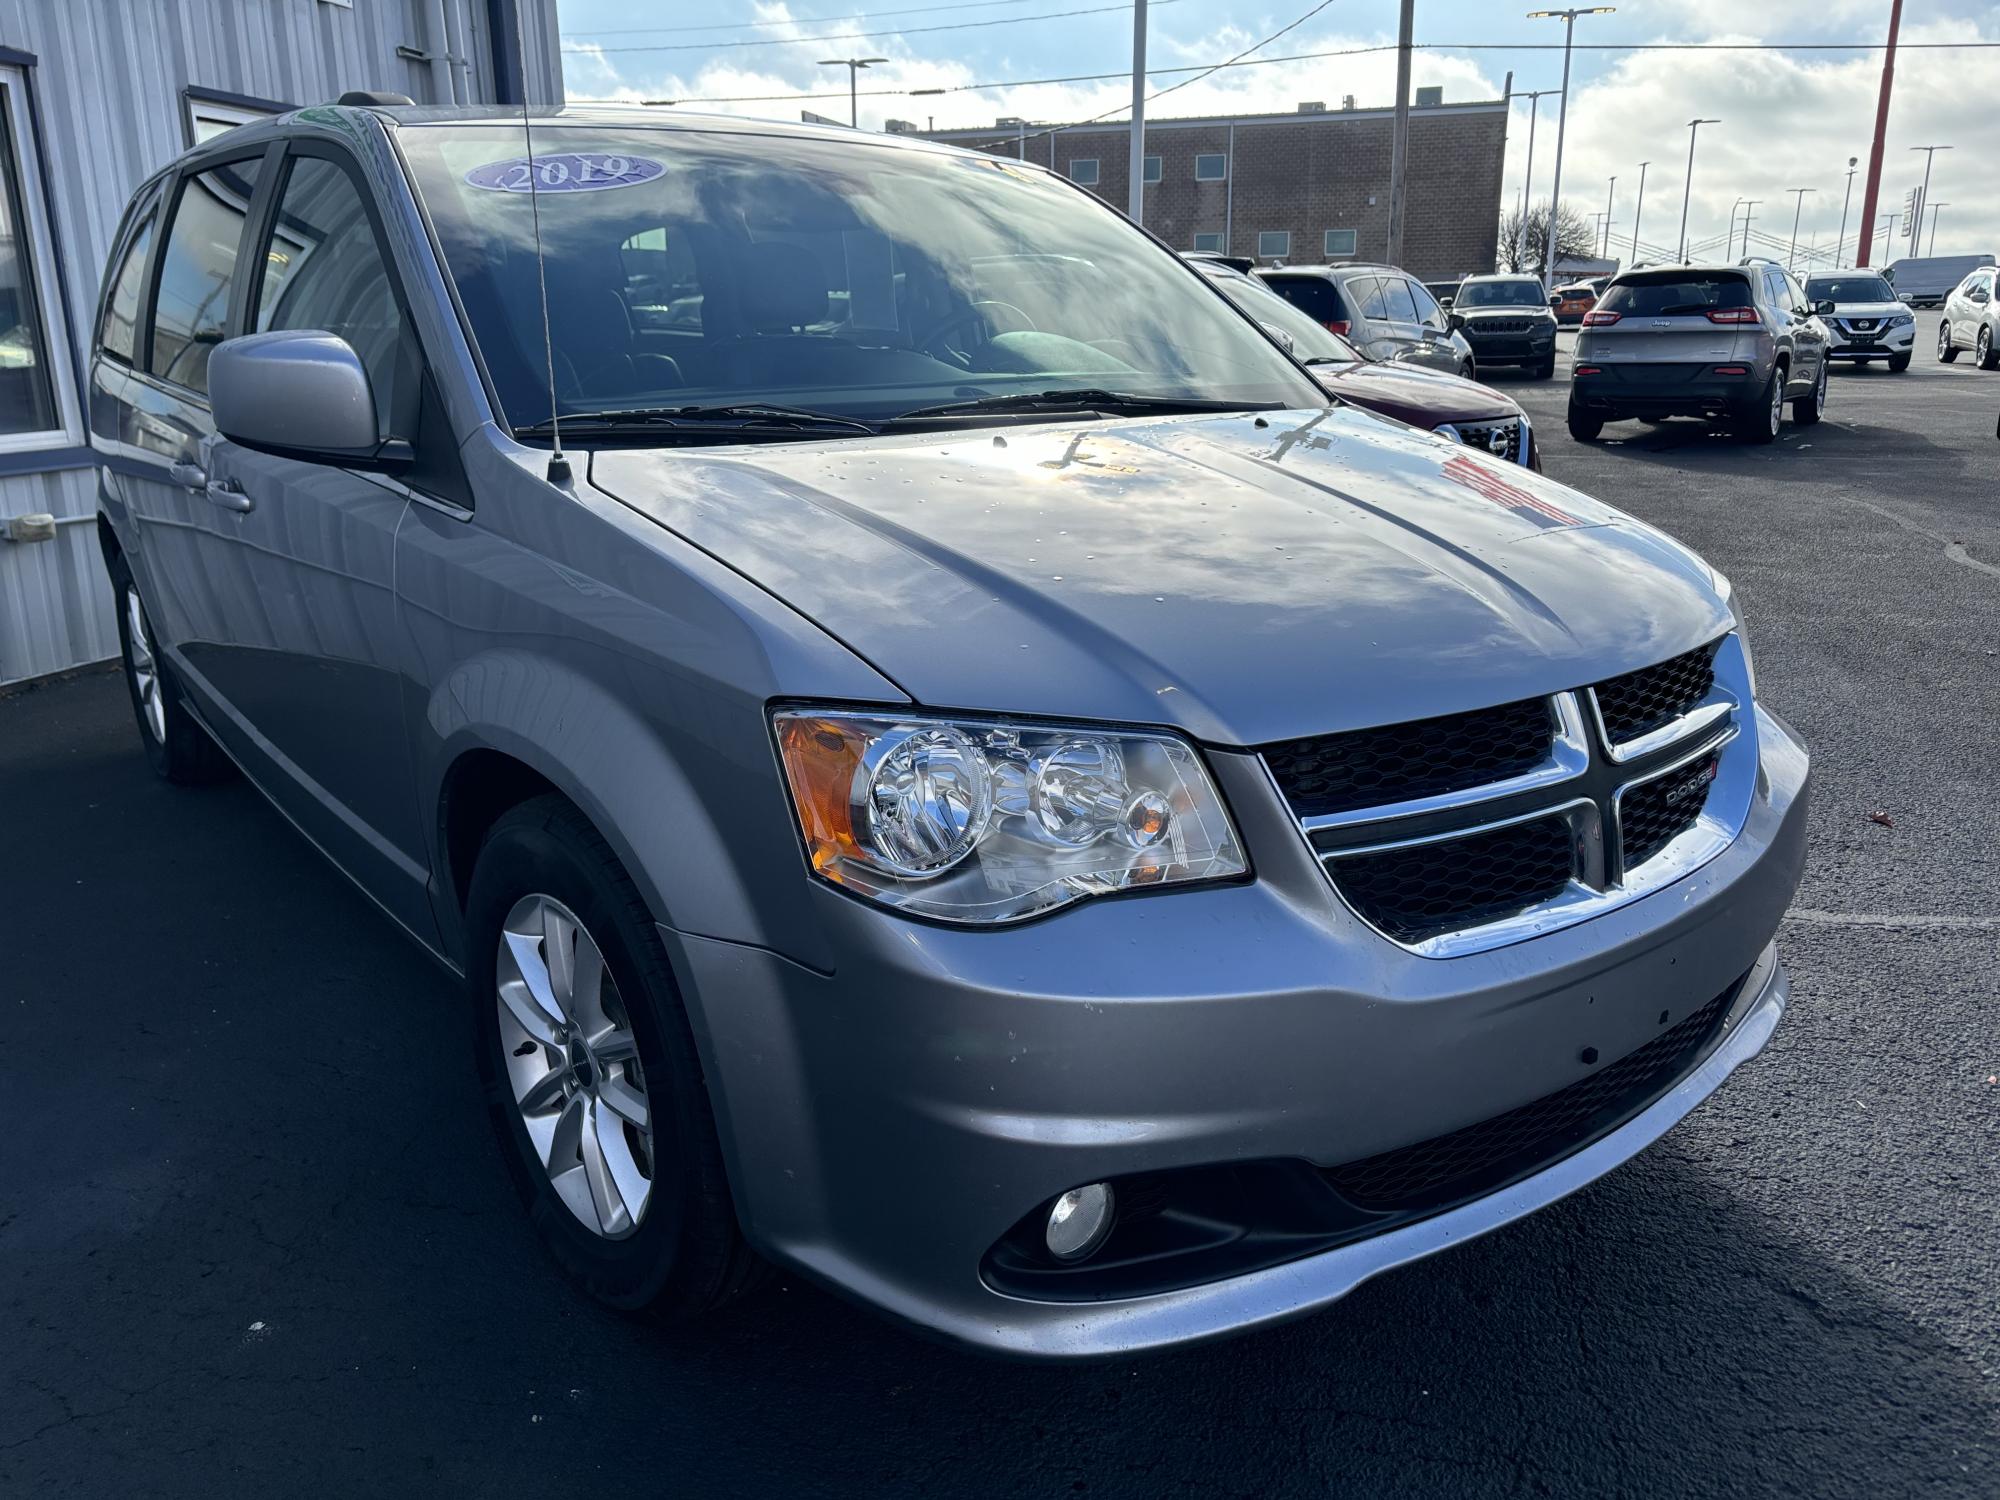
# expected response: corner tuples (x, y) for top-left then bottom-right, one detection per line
(554, 0), (1999, 270)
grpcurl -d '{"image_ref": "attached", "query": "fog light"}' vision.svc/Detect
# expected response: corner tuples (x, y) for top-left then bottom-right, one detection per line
(1045, 1183), (1116, 1261)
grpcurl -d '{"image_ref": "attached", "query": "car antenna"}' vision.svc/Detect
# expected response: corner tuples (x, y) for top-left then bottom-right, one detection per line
(514, 14), (570, 486)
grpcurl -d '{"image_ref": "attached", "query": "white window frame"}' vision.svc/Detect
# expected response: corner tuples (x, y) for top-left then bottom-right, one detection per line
(1324, 228), (1358, 259)
(0, 66), (83, 456)
(1192, 232), (1224, 253)
(1143, 155), (1162, 185)
(1067, 158), (1100, 185)
(1194, 153), (1228, 182)
(185, 96), (275, 147)
(1257, 230), (1291, 259)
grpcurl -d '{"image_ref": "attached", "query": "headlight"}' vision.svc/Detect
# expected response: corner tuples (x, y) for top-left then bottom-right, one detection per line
(1887, 312), (1912, 328)
(1713, 572), (1757, 699)
(773, 710), (1247, 923)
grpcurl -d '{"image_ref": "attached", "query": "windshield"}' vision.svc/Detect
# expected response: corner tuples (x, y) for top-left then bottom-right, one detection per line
(1200, 267), (1360, 363)
(1456, 279), (1545, 308)
(1805, 275), (1894, 303)
(398, 124), (1321, 433)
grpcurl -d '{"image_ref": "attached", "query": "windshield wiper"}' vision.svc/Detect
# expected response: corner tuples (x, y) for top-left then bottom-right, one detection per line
(517, 403), (880, 439)
(892, 389), (1281, 422)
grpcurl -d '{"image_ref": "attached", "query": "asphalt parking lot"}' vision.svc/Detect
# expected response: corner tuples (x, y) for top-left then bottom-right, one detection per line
(4, 339), (1997, 1498)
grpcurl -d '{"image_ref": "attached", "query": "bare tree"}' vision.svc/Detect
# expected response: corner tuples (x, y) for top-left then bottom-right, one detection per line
(1496, 201), (1598, 274)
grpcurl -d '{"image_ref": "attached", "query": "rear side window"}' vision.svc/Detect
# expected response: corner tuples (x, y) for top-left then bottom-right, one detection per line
(1262, 275), (1348, 326)
(98, 186), (160, 364)
(1353, 276), (1390, 320)
(149, 156), (264, 392)
(1597, 274), (1751, 317)
(1379, 277), (1419, 321)
(255, 155), (414, 433)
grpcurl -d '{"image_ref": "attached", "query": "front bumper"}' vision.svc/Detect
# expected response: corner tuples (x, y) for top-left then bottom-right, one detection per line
(669, 706), (1809, 1359)
(1463, 327), (1558, 366)
(1828, 324), (1914, 360)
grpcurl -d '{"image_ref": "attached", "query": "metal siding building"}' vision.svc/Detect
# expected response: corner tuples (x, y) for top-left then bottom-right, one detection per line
(0, 0), (562, 686)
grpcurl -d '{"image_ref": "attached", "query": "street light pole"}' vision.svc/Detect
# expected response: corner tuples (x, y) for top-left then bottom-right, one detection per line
(1785, 186), (1815, 272)
(1907, 144), (1950, 259)
(1927, 201), (1949, 255)
(1386, 0), (1415, 264)
(1836, 156), (1858, 267)
(1678, 117), (1720, 261)
(817, 56), (887, 128)
(1528, 8), (1615, 286)
(1629, 160), (1649, 262)
(1127, 0), (1148, 225)
(1739, 199), (1760, 259)
(1603, 175), (1616, 258)
(1512, 90), (1558, 271)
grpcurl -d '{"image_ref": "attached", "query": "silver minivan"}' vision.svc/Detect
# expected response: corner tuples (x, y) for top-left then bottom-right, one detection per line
(89, 102), (1808, 1358)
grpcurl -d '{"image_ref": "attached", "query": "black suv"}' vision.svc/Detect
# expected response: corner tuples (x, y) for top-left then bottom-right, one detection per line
(1447, 274), (1559, 378)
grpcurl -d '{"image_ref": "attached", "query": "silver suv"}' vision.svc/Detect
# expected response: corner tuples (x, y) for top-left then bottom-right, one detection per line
(1936, 266), (1999, 369)
(1257, 263), (1475, 377)
(1569, 263), (1834, 444)
(88, 104), (1808, 1358)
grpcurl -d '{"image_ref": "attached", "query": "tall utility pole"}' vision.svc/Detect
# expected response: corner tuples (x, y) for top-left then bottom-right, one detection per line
(1602, 175), (1616, 258)
(1785, 186), (1815, 271)
(1385, 0), (1416, 265)
(1738, 198), (1760, 258)
(1855, 0), (1904, 267)
(1836, 156), (1858, 267)
(1512, 90), (1558, 270)
(1630, 160), (1649, 262)
(1678, 117), (1720, 260)
(1528, 8), (1615, 287)
(1928, 201), (1949, 254)
(1906, 144), (1950, 261)
(818, 56), (886, 128)
(1127, 0), (1148, 224)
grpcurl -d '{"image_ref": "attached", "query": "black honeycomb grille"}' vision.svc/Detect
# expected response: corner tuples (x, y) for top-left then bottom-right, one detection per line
(1619, 751), (1720, 870)
(1263, 697), (1554, 820)
(1321, 980), (1740, 1212)
(1453, 419), (1523, 463)
(1592, 640), (1720, 744)
(1332, 814), (1576, 944)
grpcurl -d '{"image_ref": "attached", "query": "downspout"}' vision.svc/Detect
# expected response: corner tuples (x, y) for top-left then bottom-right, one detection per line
(447, 0), (475, 106)
(425, 0), (456, 104)
(1224, 121), (1234, 253)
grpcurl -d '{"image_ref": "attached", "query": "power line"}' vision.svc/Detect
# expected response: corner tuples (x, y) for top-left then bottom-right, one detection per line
(566, 0), (1185, 56)
(563, 0), (1047, 38)
(572, 37), (1997, 109)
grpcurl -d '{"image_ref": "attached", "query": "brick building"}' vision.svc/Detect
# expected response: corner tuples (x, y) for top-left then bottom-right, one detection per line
(916, 98), (1507, 282)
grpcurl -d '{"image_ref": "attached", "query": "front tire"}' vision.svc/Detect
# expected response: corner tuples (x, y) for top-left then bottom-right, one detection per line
(1938, 321), (1958, 362)
(1533, 357), (1556, 380)
(467, 795), (761, 1321)
(1792, 358), (1827, 426)
(1888, 352), (1911, 373)
(110, 563), (235, 785)
(1978, 325), (1997, 371)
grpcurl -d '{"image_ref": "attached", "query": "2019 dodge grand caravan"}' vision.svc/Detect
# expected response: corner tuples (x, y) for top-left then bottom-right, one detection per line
(88, 103), (1810, 1359)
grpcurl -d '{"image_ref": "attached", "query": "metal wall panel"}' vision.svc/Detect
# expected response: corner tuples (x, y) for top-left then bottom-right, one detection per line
(0, 0), (562, 685)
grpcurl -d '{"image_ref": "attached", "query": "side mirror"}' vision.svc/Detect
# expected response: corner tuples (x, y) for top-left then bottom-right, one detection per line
(1258, 321), (1297, 354)
(210, 331), (409, 472)
(1438, 295), (1454, 310)
(1447, 311), (1465, 332)
(1549, 295), (1562, 309)
(1813, 299), (1836, 317)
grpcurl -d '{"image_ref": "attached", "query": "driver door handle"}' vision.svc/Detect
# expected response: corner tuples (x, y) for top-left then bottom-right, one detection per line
(168, 459), (207, 491)
(204, 478), (254, 514)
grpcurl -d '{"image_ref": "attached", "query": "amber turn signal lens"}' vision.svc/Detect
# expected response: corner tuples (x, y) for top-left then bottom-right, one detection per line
(775, 715), (867, 872)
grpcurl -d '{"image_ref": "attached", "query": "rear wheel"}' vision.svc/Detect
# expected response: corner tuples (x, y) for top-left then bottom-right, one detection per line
(111, 563), (235, 785)
(1978, 325), (1997, 371)
(1792, 358), (1827, 425)
(468, 795), (762, 1320)
(1736, 365), (1784, 444)
(1566, 398), (1603, 442)
(1938, 321), (1958, 362)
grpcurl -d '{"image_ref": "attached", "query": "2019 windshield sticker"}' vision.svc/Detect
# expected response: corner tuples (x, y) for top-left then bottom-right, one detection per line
(464, 154), (666, 194)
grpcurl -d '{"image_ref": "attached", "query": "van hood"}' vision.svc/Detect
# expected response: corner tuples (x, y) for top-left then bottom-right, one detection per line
(589, 406), (1730, 746)
(1823, 300), (1911, 320)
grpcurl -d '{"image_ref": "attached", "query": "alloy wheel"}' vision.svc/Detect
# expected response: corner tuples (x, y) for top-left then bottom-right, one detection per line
(1768, 371), (1784, 436)
(1980, 327), (1992, 367)
(1817, 359), (1829, 413)
(495, 893), (654, 1239)
(1938, 322), (1952, 358)
(124, 586), (166, 745)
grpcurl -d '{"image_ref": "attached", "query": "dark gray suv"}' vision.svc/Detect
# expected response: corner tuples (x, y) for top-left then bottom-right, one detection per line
(88, 104), (1809, 1358)
(1570, 263), (1834, 443)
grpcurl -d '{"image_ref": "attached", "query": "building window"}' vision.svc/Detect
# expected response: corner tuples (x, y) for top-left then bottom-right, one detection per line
(1324, 228), (1358, 258)
(182, 86), (288, 148)
(1257, 230), (1291, 259)
(1195, 153), (1227, 182)
(0, 72), (79, 450)
(1068, 158), (1099, 185)
(1192, 232), (1225, 253)
(1143, 155), (1162, 184)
